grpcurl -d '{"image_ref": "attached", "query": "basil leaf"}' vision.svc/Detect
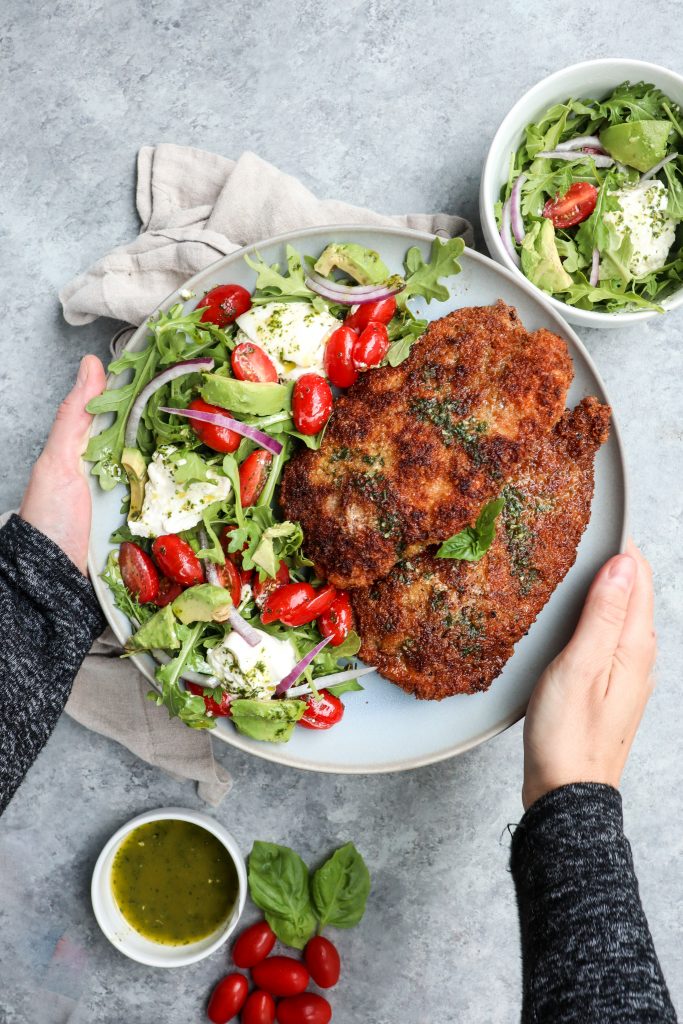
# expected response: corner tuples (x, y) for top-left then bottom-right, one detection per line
(248, 842), (316, 949)
(437, 497), (504, 562)
(311, 842), (371, 929)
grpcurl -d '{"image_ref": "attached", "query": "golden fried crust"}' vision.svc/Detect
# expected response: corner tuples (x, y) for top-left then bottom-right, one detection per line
(352, 398), (611, 700)
(279, 303), (573, 588)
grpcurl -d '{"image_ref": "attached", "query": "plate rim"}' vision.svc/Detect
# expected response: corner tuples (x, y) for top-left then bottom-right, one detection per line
(87, 223), (629, 774)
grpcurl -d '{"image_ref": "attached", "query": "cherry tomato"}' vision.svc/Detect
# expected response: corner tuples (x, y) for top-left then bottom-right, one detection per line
(239, 450), (272, 507)
(251, 957), (309, 997)
(299, 690), (345, 731)
(317, 592), (353, 647)
(303, 936), (340, 987)
(253, 559), (290, 609)
(292, 373), (333, 435)
(275, 993), (332, 1024)
(119, 542), (159, 603)
(542, 181), (598, 229)
(260, 582), (316, 626)
(186, 681), (232, 718)
(214, 558), (242, 607)
(299, 585), (337, 620)
(151, 535), (204, 587)
(241, 990), (276, 1024)
(206, 972), (249, 1023)
(344, 295), (397, 332)
(232, 921), (276, 969)
(197, 284), (252, 327)
(324, 325), (359, 388)
(185, 398), (241, 453)
(352, 322), (390, 370)
(153, 576), (183, 607)
(232, 342), (279, 383)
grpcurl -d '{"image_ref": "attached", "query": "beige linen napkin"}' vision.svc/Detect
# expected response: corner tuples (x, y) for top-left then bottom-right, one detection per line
(55, 144), (472, 801)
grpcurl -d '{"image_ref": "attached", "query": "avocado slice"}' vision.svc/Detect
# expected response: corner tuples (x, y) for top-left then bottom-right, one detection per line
(201, 373), (291, 416)
(521, 219), (573, 294)
(314, 243), (391, 285)
(125, 605), (180, 652)
(172, 583), (233, 625)
(121, 447), (147, 520)
(229, 698), (306, 743)
(600, 120), (671, 172)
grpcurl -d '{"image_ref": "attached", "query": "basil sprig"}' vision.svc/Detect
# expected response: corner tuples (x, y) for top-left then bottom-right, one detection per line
(436, 497), (504, 562)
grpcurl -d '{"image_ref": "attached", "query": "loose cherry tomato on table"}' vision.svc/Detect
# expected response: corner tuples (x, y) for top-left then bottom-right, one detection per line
(151, 535), (204, 587)
(232, 342), (279, 383)
(186, 398), (241, 453)
(232, 921), (276, 968)
(253, 559), (290, 609)
(206, 972), (249, 1023)
(186, 681), (232, 718)
(352, 322), (390, 369)
(251, 956), (309, 997)
(344, 295), (396, 331)
(542, 181), (598, 229)
(317, 592), (353, 646)
(299, 689), (345, 731)
(241, 990), (276, 1024)
(292, 373), (333, 435)
(324, 325), (359, 388)
(196, 284), (251, 327)
(239, 450), (273, 507)
(213, 558), (242, 607)
(304, 936), (341, 987)
(260, 582), (316, 626)
(275, 993), (332, 1024)
(119, 541), (159, 603)
(153, 575), (183, 607)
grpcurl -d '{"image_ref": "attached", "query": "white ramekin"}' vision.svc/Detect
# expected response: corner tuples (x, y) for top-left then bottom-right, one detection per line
(480, 58), (683, 329)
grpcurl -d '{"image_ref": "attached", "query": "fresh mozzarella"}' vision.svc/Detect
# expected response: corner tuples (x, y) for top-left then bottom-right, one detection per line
(235, 302), (340, 379)
(128, 446), (231, 539)
(602, 181), (676, 278)
(207, 628), (297, 700)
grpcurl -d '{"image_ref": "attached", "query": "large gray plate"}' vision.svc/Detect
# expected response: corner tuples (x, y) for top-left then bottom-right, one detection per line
(88, 226), (627, 773)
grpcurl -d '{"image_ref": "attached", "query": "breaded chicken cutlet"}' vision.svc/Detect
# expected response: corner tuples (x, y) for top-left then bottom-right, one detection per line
(351, 398), (611, 699)
(279, 302), (573, 589)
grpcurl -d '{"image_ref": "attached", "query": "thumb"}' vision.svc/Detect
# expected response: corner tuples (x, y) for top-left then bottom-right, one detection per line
(43, 356), (106, 464)
(565, 553), (637, 665)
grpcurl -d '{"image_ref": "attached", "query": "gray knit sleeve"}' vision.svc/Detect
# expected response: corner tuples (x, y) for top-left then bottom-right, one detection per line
(0, 514), (105, 814)
(510, 782), (677, 1023)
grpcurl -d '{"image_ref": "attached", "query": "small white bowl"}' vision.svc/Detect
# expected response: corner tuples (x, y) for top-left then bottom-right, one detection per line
(91, 807), (246, 967)
(480, 58), (683, 329)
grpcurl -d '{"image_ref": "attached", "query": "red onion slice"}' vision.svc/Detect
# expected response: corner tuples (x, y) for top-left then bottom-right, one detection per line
(305, 270), (405, 306)
(275, 635), (332, 696)
(500, 199), (521, 267)
(287, 665), (376, 696)
(639, 152), (679, 184)
(124, 357), (214, 448)
(557, 135), (605, 152)
(510, 174), (527, 243)
(198, 527), (261, 647)
(159, 406), (283, 456)
(590, 247), (600, 287)
(537, 150), (614, 168)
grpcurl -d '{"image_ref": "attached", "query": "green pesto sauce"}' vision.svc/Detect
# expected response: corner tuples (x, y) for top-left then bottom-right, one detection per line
(111, 820), (238, 946)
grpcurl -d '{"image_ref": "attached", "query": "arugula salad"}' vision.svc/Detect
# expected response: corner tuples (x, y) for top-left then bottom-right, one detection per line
(86, 235), (465, 742)
(497, 80), (683, 312)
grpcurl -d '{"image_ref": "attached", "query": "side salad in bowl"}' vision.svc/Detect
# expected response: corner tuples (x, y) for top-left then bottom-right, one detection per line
(86, 235), (465, 743)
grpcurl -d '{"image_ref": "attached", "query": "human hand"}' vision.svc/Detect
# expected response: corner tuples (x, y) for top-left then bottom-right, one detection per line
(522, 540), (656, 810)
(20, 355), (106, 576)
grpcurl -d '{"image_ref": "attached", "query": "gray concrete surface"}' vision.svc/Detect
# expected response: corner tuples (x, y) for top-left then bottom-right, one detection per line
(1, 2), (682, 1021)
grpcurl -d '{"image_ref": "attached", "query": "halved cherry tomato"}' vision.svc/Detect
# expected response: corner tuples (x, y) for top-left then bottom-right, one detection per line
(206, 972), (249, 1023)
(119, 541), (159, 603)
(197, 284), (252, 327)
(253, 559), (290, 609)
(324, 325), (359, 388)
(239, 450), (272, 507)
(251, 957), (309, 997)
(299, 690), (344, 731)
(232, 921), (276, 969)
(353, 322), (390, 369)
(317, 592), (353, 647)
(186, 681), (232, 718)
(241, 990), (276, 1024)
(232, 342), (279, 383)
(151, 535), (204, 587)
(214, 558), (242, 607)
(344, 295), (397, 332)
(186, 398), (241, 453)
(153, 575), (183, 607)
(275, 993), (332, 1024)
(292, 373), (333, 435)
(260, 582), (316, 626)
(542, 181), (598, 229)
(299, 584), (337, 620)
(304, 936), (340, 988)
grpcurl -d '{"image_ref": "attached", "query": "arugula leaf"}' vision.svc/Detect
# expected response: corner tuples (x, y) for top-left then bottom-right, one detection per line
(150, 623), (215, 729)
(311, 842), (371, 929)
(312, 630), (362, 675)
(386, 310), (428, 366)
(101, 550), (154, 625)
(252, 521), (305, 577)
(245, 245), (315, 302)
(326, 678), (364, 697)
(399, 236), (465, 305)
(248, 842), (317, 949)
(663, 161), (683, 221)
(437, 497), (504, 561)
(597, 80), (677, 124)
